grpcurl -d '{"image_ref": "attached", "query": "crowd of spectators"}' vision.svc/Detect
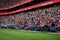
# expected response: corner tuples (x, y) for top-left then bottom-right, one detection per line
(0, 0), (25, 8)
(0, 5), (60, 32)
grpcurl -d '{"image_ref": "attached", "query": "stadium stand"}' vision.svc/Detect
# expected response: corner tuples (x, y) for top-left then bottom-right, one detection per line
(0, 0), (33, 10)
(0, 0), (60, 32)
(0, 0), (25, 8)
(0, 5), (60, 32)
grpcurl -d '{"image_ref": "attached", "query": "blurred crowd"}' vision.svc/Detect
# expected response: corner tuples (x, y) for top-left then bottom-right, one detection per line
(0, 5), (60, 32)
(0, 0), (25, 8)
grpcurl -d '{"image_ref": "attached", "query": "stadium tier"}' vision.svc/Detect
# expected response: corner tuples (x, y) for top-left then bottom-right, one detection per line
(0, 0), (33, 10)
(0, 0), (60, 32)
(0, 0), (60, 15)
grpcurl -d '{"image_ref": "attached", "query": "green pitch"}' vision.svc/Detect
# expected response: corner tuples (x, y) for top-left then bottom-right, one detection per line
(0, 29), (60, 40)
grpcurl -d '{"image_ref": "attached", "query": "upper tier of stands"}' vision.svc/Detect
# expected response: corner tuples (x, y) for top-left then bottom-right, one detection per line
(0, 0), (25, 8)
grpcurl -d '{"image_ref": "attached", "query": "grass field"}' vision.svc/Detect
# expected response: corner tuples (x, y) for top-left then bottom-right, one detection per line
(0, 29), (60, 40)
